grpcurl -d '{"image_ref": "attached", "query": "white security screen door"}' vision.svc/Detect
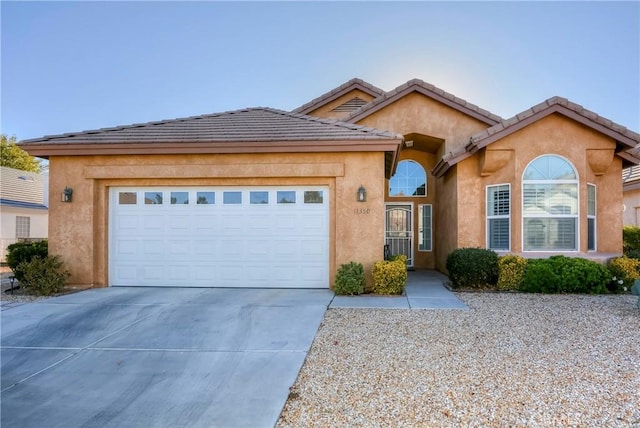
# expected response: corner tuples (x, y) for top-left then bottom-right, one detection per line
(385, 204), (413, 267)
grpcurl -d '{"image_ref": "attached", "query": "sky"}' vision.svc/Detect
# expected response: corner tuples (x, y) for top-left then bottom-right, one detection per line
(1, 1), (639, 141)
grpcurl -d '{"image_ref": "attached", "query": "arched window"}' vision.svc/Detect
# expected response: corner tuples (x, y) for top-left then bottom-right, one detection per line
(389, 160), (426, 197)
(522, 155), (578, 251)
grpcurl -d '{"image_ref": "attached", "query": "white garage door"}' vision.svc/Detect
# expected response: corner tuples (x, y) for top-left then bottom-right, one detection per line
(109, 186), (329, 288)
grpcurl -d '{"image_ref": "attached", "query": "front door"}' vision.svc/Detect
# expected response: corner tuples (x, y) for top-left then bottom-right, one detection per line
(385, 204), (413, 267)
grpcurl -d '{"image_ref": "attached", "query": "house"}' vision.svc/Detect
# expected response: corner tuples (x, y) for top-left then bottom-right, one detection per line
(0, 166), (49, 261)
(20, 78), (640, 289)
(622, 165), (640, 225)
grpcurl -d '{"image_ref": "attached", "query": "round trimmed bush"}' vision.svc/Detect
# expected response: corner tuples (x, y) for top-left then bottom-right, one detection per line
(334, 261), (365, 295)
(446, 248), (498, 289)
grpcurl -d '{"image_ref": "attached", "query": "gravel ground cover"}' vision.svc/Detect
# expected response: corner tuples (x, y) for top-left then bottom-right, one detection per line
(278, 293), (640, 427)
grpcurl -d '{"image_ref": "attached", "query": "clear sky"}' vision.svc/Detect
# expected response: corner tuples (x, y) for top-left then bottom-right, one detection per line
(2, 1), (639, 141)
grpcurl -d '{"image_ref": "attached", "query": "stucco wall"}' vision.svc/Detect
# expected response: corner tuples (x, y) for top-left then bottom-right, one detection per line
(435, 169), (458, 272)
(354, 92), (490, 157)
(48, 152), (387, 288)
(454, 113), (623, 255)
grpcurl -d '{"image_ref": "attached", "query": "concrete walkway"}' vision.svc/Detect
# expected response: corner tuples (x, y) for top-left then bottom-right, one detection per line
(330, 270), (468, 310)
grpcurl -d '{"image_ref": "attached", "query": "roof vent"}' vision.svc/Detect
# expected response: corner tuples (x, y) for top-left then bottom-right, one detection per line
(331, 97), (369, 112)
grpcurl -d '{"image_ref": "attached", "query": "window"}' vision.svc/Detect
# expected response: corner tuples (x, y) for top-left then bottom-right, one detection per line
(418, 205), (432, 251)
(389, 160), (426, 197)
(487, 184), (510, 251)
(223, 191), (242, 204)
(277, 191), (296, 204)
(304, 191), (323, 204)
(16, 216), (30, 239)
(523, 155), (578, 251)
(144, 192), (163, 205)
(587, 184), (596, 251)
(118, 192), (137, 205)
(196, 192), (215, 204)
(250, 191), (269, 204)
(170, 192), (189, 204)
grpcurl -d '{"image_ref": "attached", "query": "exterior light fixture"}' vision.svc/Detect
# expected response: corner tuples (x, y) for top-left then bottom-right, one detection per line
(357, 185), (366, 202)
(62, 187), (73, 203)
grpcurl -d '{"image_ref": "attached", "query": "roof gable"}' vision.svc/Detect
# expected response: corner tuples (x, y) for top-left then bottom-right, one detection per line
(292, 78), (384, 115)
(467, 96), (640, 152)
(433, 97), (640, 177)
(345, 78), (503, 125)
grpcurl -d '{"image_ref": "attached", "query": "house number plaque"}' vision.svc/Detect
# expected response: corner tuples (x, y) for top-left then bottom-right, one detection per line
(353, 208), (371, 215)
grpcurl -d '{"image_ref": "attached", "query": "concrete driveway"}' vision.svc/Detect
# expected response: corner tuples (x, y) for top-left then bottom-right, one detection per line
(1, 287), (333, 428)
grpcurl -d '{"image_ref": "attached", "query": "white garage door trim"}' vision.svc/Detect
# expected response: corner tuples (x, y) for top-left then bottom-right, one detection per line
(109, 186), (329, 288)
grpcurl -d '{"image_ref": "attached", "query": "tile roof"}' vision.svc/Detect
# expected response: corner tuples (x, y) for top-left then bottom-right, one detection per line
(292, 78), (385, 115)
(20, 107), (403, 145)
(467, 96), (640, 152)
(0, 166), (47, 207)
(433, 96), (640, 178)
(346, 78), (503, 125)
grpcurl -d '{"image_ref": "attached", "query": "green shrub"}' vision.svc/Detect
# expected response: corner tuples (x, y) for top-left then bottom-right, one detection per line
(18, 255), (70, 296)
(6, 240), (48, 281)
(607, 256), (640, 293)
(521, 256), (609, 294)
(446, 248), (499, 289)
(372, 255), (407, 295)
(334, 262), (366, 295)
(520, 259), (559, 293)
(623, 226), (640, 256)
(497, 255), (527, 291)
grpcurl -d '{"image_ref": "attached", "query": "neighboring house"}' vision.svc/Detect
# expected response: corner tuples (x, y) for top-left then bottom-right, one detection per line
(0, 166), (49, 261)
(20, 78), (640, 289)
(622, 165), (640, 225)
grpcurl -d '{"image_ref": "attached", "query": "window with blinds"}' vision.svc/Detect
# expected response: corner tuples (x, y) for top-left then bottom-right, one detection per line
(487, 184), (510, 250)
(523, 155), (578, 251)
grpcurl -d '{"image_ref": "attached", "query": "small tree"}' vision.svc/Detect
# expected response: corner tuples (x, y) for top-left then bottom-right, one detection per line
(1, 134), (43, 173)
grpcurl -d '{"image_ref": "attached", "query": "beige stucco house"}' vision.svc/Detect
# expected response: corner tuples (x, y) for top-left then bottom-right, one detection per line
(20, 78), (640, 289)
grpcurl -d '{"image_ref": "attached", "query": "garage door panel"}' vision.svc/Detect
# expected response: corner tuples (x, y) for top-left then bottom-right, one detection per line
(194, 241), (216, 256)
(142, 240), (164, 257)
(110, 186), (328, 288)
(142, 215), (164, 231)
(116, 215), (138, 231)
(167, 215), (190, 231)
(301, 240), (325, 256)
(116, 240), (138, 256)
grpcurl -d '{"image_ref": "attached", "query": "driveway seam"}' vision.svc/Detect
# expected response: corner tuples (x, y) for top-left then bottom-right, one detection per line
(1, 308), (158, 393)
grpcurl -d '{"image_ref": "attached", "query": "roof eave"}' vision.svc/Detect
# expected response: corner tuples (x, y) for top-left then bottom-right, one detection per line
(432, 151), (472, 178)
(21, 139), (403, 158)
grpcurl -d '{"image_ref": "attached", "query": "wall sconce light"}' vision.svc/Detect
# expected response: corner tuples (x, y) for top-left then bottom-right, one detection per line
(61, 187), (73, 203)
(357, 185), (367, 202)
